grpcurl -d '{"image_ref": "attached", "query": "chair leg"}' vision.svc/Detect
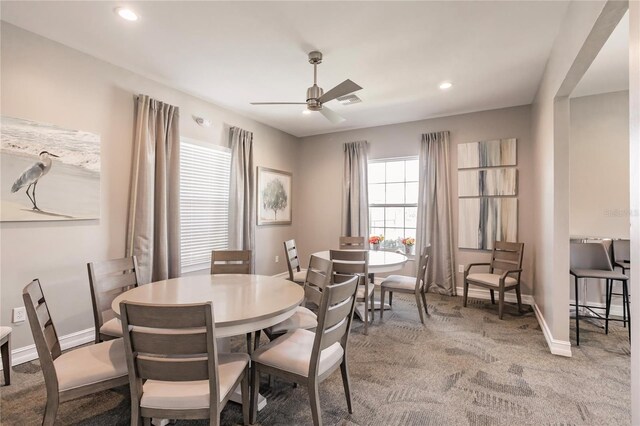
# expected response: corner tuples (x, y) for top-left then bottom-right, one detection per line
(1, 338), (10, 386)
(389, 291), (393, 307)
(515, 285), (523, 313)
(498, 289), (505, 320)
(241, 369), (250, 426)
(308, 379), (322, 426)
(605, 279), (612, 335)
(421, 291), (429, 316)
(130, 398), (142, 426)
(463, 281), (469, 307)
(380, 288), (386, 321)
(363, 287), (369, 336)
(370, 289), (376, 322)
(490, 289), (496, 305)
(250, 364), (260, 424)
(42, 392), (59, 426)
(246, 332), (253, 356)
(623, 280), (631, 343)
(254, 329), (262, 351)
(575, 276), (580, 346)
(415, 292), (425, 325)
(340, 361), (353, 414)
(622, 281), (628, 328)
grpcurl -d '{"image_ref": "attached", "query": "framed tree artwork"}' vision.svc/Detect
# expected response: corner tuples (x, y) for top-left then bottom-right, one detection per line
(257, 167), (292, 225)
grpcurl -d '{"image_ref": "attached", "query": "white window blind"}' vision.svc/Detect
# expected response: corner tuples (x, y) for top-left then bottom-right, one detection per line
(180, 138), (231, 273)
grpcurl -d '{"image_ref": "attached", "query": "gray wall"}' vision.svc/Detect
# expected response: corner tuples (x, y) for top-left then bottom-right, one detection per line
(570, 91), (630, 239)
(295, 105), (534, 295)
(0, 23), (300, 348)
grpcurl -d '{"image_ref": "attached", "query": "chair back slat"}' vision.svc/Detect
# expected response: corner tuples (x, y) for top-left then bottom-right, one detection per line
(415, 246), (431, 292)
(87, 257), (140, 334)
(613, 239), (631, 262)
(284, 240), (301, 280)
(23, 279), (62, 396)
(301, 255), (333, 308)
(313, 275), (359, 357)
(135, 356), (210, 382)
(121, 301), (219, 391)
(339, 236), (365, 249)
(211, 250), (252, 274)
(490, 242), (524, 272)
(570, 242), (613, 271)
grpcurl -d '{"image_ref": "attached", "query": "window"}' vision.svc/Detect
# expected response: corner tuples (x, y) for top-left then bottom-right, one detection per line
(180, 138), (231, 273)
(368, 158), (419, 251)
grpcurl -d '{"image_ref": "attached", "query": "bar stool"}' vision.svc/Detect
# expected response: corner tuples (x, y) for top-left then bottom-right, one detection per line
(1, 326), (11, 385)
(570, 242), (630, 345)
(612, 239), (631, 328)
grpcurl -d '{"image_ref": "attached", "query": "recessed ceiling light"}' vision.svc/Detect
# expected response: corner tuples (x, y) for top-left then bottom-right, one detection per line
(302, 110), (311, 115)
(439, 81), (453, 90)
(115, 7), (138, 21)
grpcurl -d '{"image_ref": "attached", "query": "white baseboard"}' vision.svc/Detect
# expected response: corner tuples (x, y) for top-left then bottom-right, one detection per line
(0, 327), (95, 370)
(532, 303), (572, 357)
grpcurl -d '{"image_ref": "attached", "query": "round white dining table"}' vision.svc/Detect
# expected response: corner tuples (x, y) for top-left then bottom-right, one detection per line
(112, 274), (304, 338)
(312, 249), (408, 273)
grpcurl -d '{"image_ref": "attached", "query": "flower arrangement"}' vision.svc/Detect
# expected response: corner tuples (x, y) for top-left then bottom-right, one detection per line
(402, 237), (415, 246)
(369, 235), (384, 245)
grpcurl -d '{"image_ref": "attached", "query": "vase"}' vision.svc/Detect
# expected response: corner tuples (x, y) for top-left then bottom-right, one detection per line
(405, 245), (413, 255)
(373, 243), (380, 251)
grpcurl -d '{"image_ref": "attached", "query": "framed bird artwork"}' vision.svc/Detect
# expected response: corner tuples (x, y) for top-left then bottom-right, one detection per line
(1, 116), (100, 222)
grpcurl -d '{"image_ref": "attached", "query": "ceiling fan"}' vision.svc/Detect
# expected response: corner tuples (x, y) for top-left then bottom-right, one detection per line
(250, 51), (362, 124)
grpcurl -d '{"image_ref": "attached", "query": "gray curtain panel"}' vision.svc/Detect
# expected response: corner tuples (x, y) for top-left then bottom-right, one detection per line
(228, 126), (255, 270)
(126, 95), (181, 284)
(342, 141), (369, 239)
(416, 131), (456, 295)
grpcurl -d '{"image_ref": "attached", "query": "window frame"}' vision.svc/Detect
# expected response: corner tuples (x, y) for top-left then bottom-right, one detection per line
(179, 137), (232, 274)
(368, 156), (419, 253)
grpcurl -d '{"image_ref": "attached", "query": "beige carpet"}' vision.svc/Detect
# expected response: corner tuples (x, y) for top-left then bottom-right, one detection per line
(0, 294), (630, 425)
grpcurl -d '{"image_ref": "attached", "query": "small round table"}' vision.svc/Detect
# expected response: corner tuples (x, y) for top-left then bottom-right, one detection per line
(312, 249), (408, 274)
(112, 274), (304, 338)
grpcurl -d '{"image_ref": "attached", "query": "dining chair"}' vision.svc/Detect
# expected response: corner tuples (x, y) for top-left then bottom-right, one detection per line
(284, 239), (307, 284)
(380, 246), (430, 324)
(612, 239), (632, 328)
(330, 250), (373, 335)
(23, 279), (128, 425)
(1, 326), (12, 385)
(263, 255), (332, 341)
(570, 241), (630, 345)
(339, 236), (365, 249)
(87, 256), (141, 343)
(211, 250), (252, 274)
(211, 249), (255, 354)
(120, 300), (250, 426)
(250, 275), (359, 426)
(463, 241), (525, 319)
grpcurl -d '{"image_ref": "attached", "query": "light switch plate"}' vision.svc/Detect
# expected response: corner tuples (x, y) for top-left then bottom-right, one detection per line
(12, 307), (26, 323)
(458, 264), (464, 273)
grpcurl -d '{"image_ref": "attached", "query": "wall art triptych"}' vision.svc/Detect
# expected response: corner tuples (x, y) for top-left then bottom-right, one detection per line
(457, 138), (518, 250)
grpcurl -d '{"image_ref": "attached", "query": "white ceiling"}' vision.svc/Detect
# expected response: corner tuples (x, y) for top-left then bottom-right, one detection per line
(1, 1), (571, 137)
(572, 11), (629, 99)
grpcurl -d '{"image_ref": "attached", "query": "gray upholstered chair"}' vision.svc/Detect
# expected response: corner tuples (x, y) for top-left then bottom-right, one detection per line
(23, 279), (128, 425)
(263, 255), (331, 341)
(1, 326), (11, 385)
(339, 236), (365, 249)
(570, 241), (630, 345)
(250, 275), (359, 426)
(380, 246), (430, 324)
(612, 239), (631, 328)
(211, 250), (252, 274)
(330, 250), (373, 334)
(87, 256), (141, 343)
(120, 300), (249, 426)
(284, 239), (307, 284)
(463, 241), (525, 319)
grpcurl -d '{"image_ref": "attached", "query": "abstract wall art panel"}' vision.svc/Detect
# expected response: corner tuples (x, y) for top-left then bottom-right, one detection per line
(458, 168), (517, 197)
(1, 116), (100, 222)
(458, 197), (517, 250)
(457, 138), (516, 169)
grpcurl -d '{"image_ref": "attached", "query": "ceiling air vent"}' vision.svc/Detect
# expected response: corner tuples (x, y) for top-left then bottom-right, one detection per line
(337, 94), (362, 105)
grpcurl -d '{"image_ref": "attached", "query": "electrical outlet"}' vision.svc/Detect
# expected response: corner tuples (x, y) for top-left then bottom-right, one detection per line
(458, 264), (464, 273)
(275, 255), (279, 263)
(12, 307), (26, 323)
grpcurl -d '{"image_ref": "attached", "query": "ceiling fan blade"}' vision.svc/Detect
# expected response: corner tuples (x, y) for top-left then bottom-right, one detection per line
(318, 79), (362, 104)
(250, 102), (307, 105)
(319, 106), (346, 124)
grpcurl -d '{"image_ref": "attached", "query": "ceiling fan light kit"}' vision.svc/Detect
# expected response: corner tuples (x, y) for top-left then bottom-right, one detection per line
(251, 50), (362, 124)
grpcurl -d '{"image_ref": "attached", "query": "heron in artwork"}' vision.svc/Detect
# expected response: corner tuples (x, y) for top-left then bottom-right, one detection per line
(11, 151), (59, 211)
